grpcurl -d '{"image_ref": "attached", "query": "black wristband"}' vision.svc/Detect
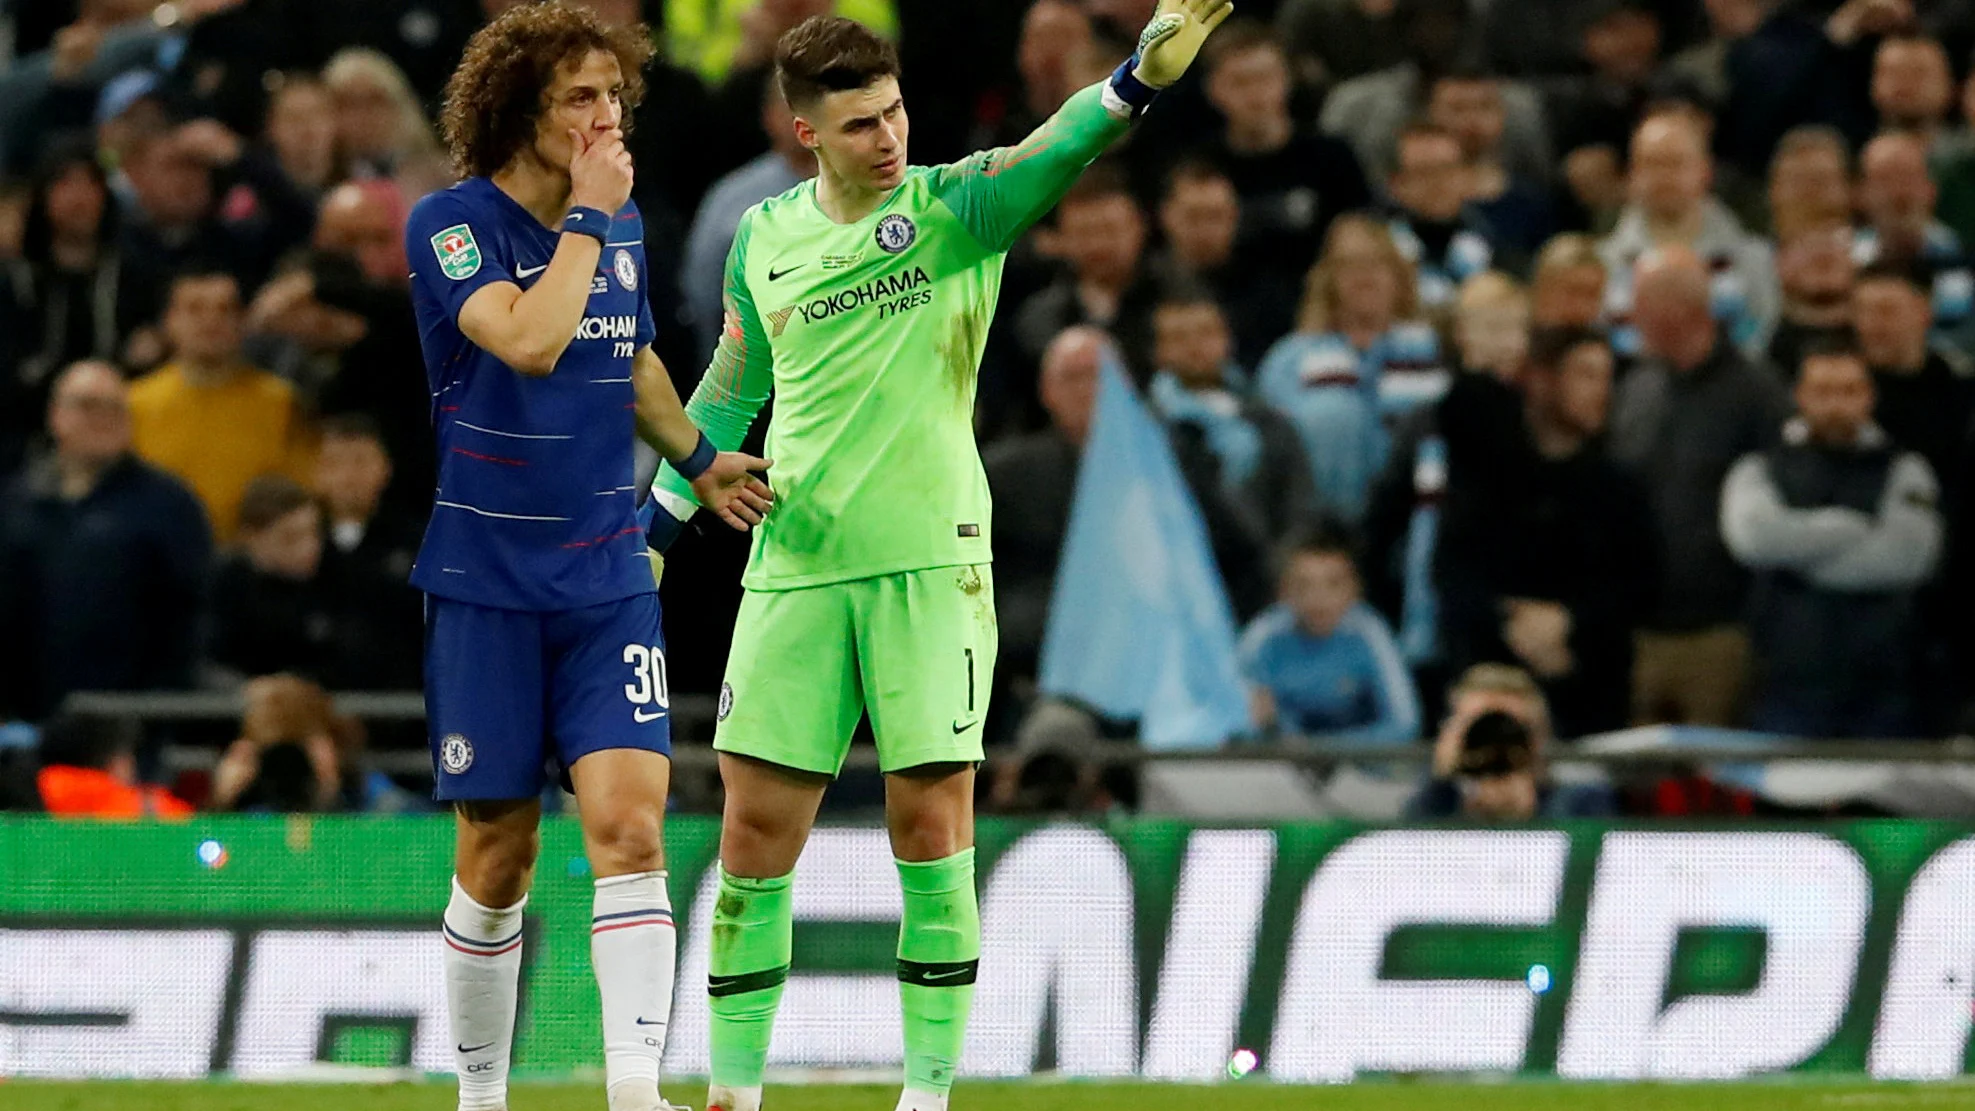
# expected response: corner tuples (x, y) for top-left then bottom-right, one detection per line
(676, 432), (718, 480)
(561, 205), (612, 245)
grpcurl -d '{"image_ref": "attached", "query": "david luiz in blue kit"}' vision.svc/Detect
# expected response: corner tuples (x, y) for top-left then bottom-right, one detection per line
(403, 6), (772, 1111)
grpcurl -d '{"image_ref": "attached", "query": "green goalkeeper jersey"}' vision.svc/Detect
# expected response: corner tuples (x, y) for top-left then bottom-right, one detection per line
(651, 83), (1131, 591)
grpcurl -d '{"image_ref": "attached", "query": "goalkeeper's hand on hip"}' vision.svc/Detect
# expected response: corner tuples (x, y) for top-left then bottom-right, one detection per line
(1133, 0), (1236, 89)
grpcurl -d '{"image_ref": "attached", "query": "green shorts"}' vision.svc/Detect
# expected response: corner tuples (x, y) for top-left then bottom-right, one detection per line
(714, 564), (997, 775)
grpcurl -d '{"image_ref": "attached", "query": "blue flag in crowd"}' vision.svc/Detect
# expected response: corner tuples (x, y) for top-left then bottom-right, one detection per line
(1038, 358), (1252, 750)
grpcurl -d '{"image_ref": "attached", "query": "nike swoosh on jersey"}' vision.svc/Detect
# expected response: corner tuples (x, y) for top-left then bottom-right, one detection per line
(634, 708), (666, 723)
(516, 263), (549, 278)
(768, 263), (806, 281)
(951, 719), (977, 734)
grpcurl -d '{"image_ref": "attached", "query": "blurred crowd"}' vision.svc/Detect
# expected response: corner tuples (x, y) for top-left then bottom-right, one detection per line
(6, 0), (1975, 817)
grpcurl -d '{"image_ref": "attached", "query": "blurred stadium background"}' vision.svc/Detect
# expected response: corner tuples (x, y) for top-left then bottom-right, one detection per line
(7, 0), (1975, 1104)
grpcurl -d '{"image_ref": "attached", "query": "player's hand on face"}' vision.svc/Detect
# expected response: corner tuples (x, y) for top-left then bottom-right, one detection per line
(568, 127), (634, 214)
(690, 452), (775, 530)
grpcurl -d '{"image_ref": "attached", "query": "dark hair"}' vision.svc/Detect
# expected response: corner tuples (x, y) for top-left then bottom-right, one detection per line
(1396, 120), (1461, 155)
(1798, 330), (1867, 369)
(1155, 281), (1223, 314)
(1273, 522), (1361, 581)
(1163, 157), (1231, 200)
(20, 135), (115, 266)
(1201, 17), (1281, 72)
(439, 2), (653, 180)
(1526, 325), (1609, 372)
(166, 263), (241, 300)
(319, 412), (386, 446)
(1855, 260), (1930, 295)
(774, 16), (900, 110)
(37, 715), (139, 772)
(236, 474), (318, 534)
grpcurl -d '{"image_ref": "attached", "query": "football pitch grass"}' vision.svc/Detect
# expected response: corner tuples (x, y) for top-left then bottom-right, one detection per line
(5, 1080), (1971, 1111)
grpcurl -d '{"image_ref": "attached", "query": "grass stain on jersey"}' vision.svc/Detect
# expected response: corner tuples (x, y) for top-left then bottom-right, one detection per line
(936, 303), (990, 402)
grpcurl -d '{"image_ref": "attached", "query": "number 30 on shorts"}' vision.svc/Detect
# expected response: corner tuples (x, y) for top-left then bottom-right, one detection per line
(622, 644), (670, 708)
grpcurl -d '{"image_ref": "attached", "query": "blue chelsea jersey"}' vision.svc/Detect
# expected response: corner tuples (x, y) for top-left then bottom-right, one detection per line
(405, 177), (658, 611)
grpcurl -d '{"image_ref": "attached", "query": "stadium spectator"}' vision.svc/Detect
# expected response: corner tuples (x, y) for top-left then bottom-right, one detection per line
(1275, 0), (1408, 92)
(1722, 338), (1943, 737)
(1450, 270), (1530, 380)
(1542, 0), (1663, 180)
(1147, 160), (1292, 369)
(313, 415), (424, 691)
(1611, 246), (1791, 727)
(1872, 34), (1954, 140)
(684, 82), (816, 360)
(323, 47), (446, 186)
(209, 675), (353, 813)
(118, 128), (273, 294)
(1771, 225), (1857, 379)
(1319, 0), (1554, 188)
(1361, 276), (1529, 694)
(1935, 64), (1975, 248)
(1436, 327), (1657, 738)
(0, 139), (163, 471)
(984, 326), (1105, 724)
(1853, 132), (1974, 340)
(1600, 111), (1781, 359)
(1668, 0), (1873, 180)
(262, 72), (342, 196)
(1240, 531), (1420, 743)
(1256, 215), (1442, 523)
(280, 180), (435, 508)
(1853, 265), (1975, 487)
(1385, 122), (1501, 315)
(1199, 19), (1371, 283)
(34, 716), (192, 820)
(1766, 125), (1854, 241)
(1428, 70), (1553, 259)
(1529, 233), (1609, 329)
(0, 361), (210, 723)
(1149, 290), (1315, 553)
(128, 267), (315, 542)
(983, 0), (1094, 151)
(207, 474), (341, 684)
(0, 1), (177, 175)
(1013, 167), (1159, 388)
(1405, 663), (1617, 818)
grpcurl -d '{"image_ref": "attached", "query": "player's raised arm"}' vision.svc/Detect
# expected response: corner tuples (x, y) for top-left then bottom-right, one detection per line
(452, 127), (635, 376)
(645, 210), (777, 545)
(929, 0), (1235, 253)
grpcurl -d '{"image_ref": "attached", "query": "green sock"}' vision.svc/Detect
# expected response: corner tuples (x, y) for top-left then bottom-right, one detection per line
(707, 865), (793, 1090)
(896, 848), (981, 1095)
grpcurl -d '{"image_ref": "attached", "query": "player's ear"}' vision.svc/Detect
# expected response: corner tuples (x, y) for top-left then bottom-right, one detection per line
(792, 114), (819, 151)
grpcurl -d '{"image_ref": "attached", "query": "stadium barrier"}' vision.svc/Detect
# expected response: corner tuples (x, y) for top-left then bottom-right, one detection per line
(4, 816), (1974, 1083)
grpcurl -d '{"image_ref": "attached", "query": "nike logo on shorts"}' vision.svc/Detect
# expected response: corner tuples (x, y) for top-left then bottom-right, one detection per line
(634, 708), (666, 723)
(516, 263), (549, 278)
(952, 719), (977, 734)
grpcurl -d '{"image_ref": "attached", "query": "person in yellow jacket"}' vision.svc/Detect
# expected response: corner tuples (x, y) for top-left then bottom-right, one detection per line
(666, 0), (897, 83)
(127, 267), (316, 544)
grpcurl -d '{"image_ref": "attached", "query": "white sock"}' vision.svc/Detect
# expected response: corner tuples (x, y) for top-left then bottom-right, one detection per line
(592, 870), (678, 1094)
(443, 876), (526, 1111)
(707, 1084), (763, 1111)
(895, 1087), (949, 1111)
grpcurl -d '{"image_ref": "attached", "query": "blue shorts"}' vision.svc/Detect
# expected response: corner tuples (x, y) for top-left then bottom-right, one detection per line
(424, 593), (673, 801)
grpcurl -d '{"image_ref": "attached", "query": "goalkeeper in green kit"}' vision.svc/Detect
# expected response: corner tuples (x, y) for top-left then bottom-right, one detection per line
(643, 3), (1232, 1108)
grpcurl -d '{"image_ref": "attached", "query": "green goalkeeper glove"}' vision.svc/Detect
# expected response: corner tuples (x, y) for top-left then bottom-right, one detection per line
(648, 547), (665, 588)
(1132, 0), (1236, 89)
